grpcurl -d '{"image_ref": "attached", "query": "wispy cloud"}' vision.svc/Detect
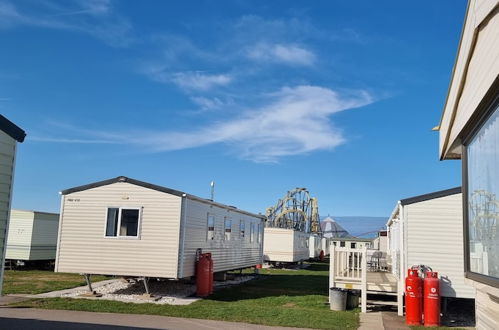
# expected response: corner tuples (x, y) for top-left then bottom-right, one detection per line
(140, 65), (234, 91)
(172, 71), (233, 91)
(190, 96), (231, 111)
(246, 43), (316, 66)
(0, 0), (133, 47)
(34, 86), (373, 162)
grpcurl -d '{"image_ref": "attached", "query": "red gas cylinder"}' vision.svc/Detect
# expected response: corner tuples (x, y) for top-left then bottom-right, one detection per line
(405, 268), (423, 325)
(196, 253), (212, 297)
(208, 253), (214, 294)
(319, 250), (325, 261)
(424, 272), (440, 327)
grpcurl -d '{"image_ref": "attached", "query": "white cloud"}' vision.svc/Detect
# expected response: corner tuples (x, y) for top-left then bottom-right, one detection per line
(246, 43), (316, 66)
(140, 60), (233, 91)
(171, 71), (233, 91)
(0, 0), (133, 47)
(36, 86), (373, 162)
(190, 96), (227, 111)
(142, 85), (372, 162)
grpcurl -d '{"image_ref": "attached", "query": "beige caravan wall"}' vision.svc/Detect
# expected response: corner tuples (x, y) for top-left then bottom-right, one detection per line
(5, 210), (34, 260)
(264, 228), (309, 262)
(439, 1), (499, 158)
(30, 212), (59, 260)
(0, 131), (16, 264)
(56, 182), (182, 278)
(180, 198), (263, 278)
(405, 193), (475, 299)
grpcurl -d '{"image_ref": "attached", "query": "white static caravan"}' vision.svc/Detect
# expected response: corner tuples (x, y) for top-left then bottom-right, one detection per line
(437, 0), (499, 328)
(387, 188), (475, 311)
(372, 230), (388, 253)
(6, 209), (59, 262)
(55, 176), (265, 279)
(321, 237), (330, 256)
(308, 233), (322, 259)
(263, 228), (309, 263)
(330, 237), (373, 250)
(0, 115), (26, 295)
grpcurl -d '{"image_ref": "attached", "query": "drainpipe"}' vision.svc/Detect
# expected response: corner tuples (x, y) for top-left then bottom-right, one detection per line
(398, 201), (404, 316)
(178, 194), (187, 279)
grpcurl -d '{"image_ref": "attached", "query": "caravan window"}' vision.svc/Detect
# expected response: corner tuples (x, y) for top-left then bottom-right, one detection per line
(257, 223), (263, 244)
(105, 207), (140, 238)
(240, 220), (245, 238)
(207, 215), (215, 240)
(224, 217), (232, 240)
(250, 223), (256, 243)
(466, 102), (499, 281)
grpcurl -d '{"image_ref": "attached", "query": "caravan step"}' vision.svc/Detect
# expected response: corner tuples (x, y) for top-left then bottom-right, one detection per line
(366, 290), (397, 296)
(366, 300), (398, 306)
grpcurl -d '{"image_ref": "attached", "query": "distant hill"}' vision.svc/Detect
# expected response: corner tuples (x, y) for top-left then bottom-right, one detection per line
(321, 216), (387, 238)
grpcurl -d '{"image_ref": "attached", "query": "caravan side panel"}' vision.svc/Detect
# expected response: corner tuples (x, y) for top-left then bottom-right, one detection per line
(5, 210), (34, 260)
(180, 198), (263, 278)
(29, 212), (59, 260)
(56, 182), (182, 278)
(0, 131), (16, 264)
(264, 228), (309, 262)
(406, 193), (475, 299)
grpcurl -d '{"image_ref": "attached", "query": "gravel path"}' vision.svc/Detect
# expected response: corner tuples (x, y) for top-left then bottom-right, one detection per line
(31, 275), (257, 305)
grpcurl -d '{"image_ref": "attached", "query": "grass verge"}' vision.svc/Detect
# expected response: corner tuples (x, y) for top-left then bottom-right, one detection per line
(12, 263), (358, 329)
(3, 270), (108, 295)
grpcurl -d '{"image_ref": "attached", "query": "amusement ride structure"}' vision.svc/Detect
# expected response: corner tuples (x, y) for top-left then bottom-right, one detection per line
(265, 188), (321, 233)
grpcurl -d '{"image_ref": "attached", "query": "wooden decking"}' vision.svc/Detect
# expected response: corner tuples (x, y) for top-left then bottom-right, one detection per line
(366, 271), (397, 292)
(329, 246), (401, 313)
(334, 271), (397, 293)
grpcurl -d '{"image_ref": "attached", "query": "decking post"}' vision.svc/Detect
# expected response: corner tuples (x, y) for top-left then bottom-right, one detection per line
(329, 243), (336, 305)
(361, 247), (367, 313)
(142, 277), (150, 295)
(83, 274), (93, 292)
(397, 277), (404, 316)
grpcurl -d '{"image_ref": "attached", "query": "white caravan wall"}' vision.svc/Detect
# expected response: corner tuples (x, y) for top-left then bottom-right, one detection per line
(405, 193), (474, 299)
(56, 182), (182, 278)
(179, 197), (263, 278)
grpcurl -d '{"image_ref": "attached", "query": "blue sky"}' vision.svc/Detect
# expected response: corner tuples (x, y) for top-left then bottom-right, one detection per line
(2, 0), (466, 217)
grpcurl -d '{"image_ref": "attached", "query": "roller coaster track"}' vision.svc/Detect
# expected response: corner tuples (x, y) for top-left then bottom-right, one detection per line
(265, 188), (321, 233)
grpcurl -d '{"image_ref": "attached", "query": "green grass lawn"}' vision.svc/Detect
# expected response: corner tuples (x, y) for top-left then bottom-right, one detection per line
(3, 270), (108, 295)
(12, 263), (359, 329)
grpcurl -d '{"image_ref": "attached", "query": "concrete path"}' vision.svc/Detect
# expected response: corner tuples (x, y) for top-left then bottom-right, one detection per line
(381, 312), (409, 330)
(358, 311), (409, 330)
(358, 312), (384, 330)
(0, 295), (31, 306)
(0, 308), (309, 330)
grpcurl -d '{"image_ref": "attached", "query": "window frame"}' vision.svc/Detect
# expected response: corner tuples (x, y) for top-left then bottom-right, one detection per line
(207, 214), (215, 241)
(257, 222), (262, 244)
(224, 217), (232, 241)
(250, 222), (255, 243)
(239, 219), (245, 239)
(104, 206), (142, 239)
(461, 80), (499, 288)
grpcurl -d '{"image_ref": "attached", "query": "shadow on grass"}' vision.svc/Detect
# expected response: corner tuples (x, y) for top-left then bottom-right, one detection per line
(209, 262), (330, 302)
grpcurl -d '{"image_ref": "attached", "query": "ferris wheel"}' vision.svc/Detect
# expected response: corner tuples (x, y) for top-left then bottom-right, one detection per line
(265, 188), (320, 233)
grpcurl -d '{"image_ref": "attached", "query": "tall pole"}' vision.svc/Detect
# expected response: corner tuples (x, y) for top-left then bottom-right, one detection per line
(210, 181), (215, 201)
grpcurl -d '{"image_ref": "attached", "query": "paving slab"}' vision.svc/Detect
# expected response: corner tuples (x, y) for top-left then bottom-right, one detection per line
(0, 295), (31, 306)
(381, 312), (410, 330)
(0, 307), (309, 330)
(358, 312), (384, 330)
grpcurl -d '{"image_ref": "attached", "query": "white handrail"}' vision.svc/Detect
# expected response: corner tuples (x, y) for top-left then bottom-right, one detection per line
(329, 244), (368, 312)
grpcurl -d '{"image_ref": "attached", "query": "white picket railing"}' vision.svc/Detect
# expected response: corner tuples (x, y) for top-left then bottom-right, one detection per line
(329, 244), (368, 313)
